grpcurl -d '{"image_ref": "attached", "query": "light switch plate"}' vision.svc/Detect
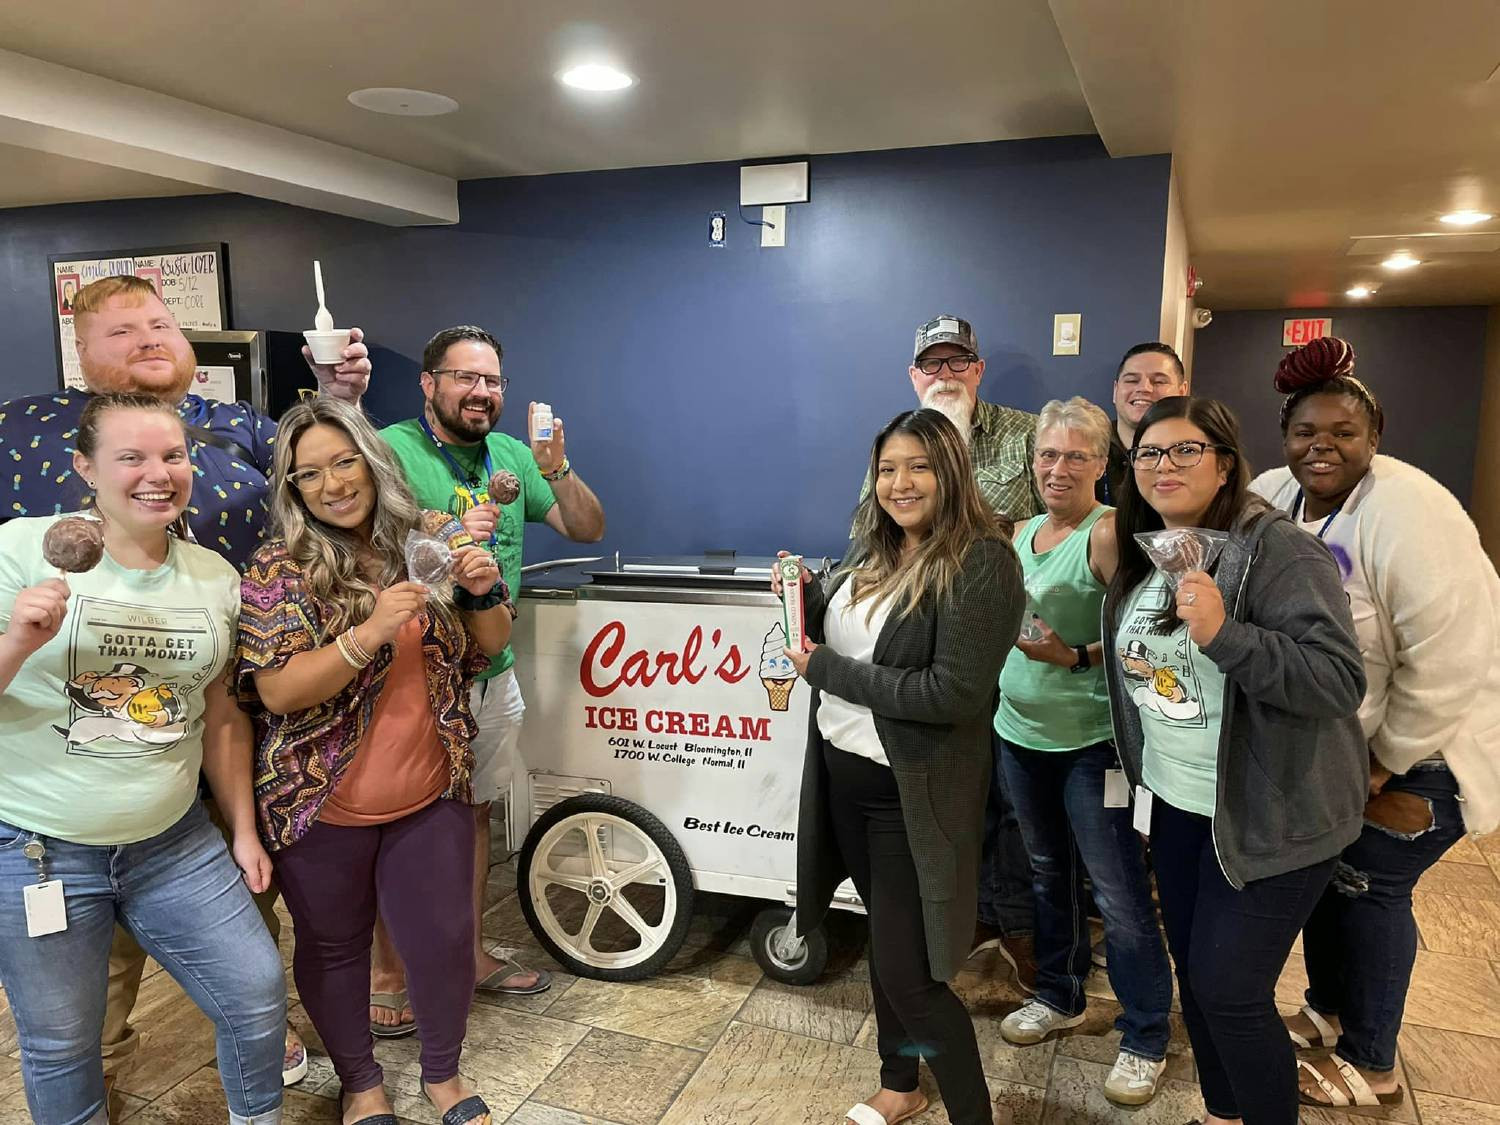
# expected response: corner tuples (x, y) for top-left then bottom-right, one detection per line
(1053, 313), (1081, 356)
(761, 205), (785, 248)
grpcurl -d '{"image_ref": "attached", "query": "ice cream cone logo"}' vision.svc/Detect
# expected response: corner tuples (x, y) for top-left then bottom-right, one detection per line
(760, 622), (796, 712)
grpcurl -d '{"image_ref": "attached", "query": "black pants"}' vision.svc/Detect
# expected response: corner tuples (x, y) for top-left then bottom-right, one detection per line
(1150, 797), (1336, 1124)
(823, 742), (991, 1124)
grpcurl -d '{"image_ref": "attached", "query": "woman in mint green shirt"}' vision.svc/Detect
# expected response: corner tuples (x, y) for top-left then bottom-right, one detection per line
(992, 397), (1173, 1108)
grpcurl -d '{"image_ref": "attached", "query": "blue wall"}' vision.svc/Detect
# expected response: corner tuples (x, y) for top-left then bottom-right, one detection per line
(1192, 305), (1487, 505)
(0, 136), (1171, 560)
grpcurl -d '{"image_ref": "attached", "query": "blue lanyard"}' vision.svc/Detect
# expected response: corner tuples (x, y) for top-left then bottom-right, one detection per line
(418, 415), (493, 496)
(1290, 490), (1343, 541)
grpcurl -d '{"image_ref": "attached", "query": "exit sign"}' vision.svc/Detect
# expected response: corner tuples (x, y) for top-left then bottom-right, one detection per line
(1283, 318), (1333, 346)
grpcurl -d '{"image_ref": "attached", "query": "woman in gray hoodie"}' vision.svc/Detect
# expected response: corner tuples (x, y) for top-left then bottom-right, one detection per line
(1101, 396), (1366, 1125)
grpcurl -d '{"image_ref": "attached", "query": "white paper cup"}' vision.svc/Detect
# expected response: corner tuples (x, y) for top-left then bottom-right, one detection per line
(303, 329), (352, 364)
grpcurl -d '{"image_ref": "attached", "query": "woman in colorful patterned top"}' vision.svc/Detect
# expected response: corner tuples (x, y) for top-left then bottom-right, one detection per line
(236, 398), (511, 1125)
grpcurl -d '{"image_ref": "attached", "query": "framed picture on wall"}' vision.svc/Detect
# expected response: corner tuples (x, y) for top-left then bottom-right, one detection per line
(48, 243), (232, 391)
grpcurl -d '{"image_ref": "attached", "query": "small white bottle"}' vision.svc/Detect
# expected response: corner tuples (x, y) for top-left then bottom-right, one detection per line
(532, 402), (554, 443)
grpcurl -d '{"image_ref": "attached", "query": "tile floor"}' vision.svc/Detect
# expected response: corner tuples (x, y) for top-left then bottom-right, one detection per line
(2, 829), (1499, 1124)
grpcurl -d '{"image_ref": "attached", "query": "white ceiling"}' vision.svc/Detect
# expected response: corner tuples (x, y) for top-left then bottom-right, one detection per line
(0, 144), (215, 208)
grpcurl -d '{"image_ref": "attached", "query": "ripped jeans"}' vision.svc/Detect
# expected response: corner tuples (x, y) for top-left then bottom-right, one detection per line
(1301, 760), (1465, 1072)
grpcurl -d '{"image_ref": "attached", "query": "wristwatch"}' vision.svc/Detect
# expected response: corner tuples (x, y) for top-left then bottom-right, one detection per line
(1069, 644), (1091, 674)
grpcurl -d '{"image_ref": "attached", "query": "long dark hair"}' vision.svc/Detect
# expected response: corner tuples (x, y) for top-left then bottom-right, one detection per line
(1106, 396), (1263, 623)
(844, 408), (1001, 618)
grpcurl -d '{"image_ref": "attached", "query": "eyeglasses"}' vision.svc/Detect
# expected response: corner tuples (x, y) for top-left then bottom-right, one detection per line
(1036, 449), (1098, 469)
(914, 354), (979, 376)
(1129, 440), (1228, 471)
(432, 368), (508, 393)
(288, 453), (366, 493)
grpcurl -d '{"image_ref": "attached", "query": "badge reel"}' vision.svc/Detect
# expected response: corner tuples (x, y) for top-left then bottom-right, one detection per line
(22, 838), (67, 938)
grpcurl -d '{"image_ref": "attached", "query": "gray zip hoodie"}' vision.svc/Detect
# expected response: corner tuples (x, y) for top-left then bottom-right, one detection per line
(1104, 504), (1368, 889)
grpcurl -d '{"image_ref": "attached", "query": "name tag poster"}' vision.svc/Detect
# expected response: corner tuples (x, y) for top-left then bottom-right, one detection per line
(50, 244), (231, 391)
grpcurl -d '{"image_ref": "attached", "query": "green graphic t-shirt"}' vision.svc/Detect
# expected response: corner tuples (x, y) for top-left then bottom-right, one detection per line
(0, 514), (241, 845)
(381, 420), (557, 677)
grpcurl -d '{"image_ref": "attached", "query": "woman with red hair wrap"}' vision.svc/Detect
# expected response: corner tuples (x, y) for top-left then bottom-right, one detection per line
(1251, 336), (1500, 1110)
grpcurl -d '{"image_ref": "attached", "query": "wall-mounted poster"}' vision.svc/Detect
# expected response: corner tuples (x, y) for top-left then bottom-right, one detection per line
(48, 244), (231, 390)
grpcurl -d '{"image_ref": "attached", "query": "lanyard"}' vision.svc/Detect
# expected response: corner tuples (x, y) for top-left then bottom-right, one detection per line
(1290, 490), (1344, 541)
(418, 415), (493, 503)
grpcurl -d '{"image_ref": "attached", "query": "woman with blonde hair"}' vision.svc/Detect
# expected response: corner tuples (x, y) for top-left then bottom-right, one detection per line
(780, 407), (1024, 1125)
(237, 398), (512, 1125)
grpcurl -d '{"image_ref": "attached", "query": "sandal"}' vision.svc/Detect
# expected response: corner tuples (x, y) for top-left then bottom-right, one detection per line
(1286, 1004), (1339, 1049)
(844, 1096), (928, 1125)
(369, 990), (416, 1039)
(1297, 1055), (1405, 1108)
(425, 1091), (492, 1125)
(475, 956), (552, 997)
(283, 1024), (309, 1085)
(342, 1092), (398, 1125)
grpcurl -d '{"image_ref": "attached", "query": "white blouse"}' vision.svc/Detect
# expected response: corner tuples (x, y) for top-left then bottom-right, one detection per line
(817, 579), (895, 767)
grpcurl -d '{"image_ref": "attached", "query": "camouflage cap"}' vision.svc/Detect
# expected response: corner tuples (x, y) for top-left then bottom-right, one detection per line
(913, 314), (978, 362)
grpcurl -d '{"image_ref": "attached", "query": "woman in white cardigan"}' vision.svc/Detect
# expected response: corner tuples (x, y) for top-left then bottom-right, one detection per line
(1251, 336), (1500, 1111)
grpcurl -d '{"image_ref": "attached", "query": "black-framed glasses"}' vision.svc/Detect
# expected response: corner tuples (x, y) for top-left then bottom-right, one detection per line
(432, 368), (508, 393)
(1036, 449), (1098, 469)
(288, 453), (365, 493)
(1129, 440), (1227, 471)
(915, 353), (979, 376)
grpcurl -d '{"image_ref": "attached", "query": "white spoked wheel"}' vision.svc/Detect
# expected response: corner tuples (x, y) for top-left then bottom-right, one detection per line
(518, 794), (695, 981)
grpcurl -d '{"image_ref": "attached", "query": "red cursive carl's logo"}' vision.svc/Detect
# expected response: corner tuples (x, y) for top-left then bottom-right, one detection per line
(580, 621), (750, 698)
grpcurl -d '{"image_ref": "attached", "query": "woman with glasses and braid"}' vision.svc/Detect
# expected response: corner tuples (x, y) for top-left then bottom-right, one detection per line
(1101, 396), (1367, 1125)
(236, 398), (512, 1125)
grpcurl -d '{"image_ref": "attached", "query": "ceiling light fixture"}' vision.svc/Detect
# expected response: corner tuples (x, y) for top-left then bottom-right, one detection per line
(558, 64), (635, 91)
(1382, 252), (1421, 271)
(1439, 210), (1493, 226)
(347, 88), (459, 116)
(1346, 285), (1374, 298)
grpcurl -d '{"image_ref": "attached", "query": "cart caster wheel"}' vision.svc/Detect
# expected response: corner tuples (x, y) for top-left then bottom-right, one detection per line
(518, 793), (694, 981)
(750, 906), (827, 985)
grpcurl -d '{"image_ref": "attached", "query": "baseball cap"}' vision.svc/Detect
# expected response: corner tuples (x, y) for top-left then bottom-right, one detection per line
(913, 314), (978, 361)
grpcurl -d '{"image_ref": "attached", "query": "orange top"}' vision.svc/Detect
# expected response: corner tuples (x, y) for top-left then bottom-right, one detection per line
(320, 616), (450, 827)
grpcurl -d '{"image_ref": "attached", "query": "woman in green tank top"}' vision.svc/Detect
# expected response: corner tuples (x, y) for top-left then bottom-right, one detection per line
(992, 398), (1174, 1108)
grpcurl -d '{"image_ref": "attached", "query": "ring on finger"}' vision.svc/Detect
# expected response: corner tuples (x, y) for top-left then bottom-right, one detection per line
(1185, 592), (1198, 605)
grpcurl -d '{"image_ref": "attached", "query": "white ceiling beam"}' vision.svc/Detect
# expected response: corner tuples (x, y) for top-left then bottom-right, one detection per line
(0, 48), (457, 226)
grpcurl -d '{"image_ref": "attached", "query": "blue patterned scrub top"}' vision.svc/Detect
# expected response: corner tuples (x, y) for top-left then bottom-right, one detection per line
(0, 392), (277, 571)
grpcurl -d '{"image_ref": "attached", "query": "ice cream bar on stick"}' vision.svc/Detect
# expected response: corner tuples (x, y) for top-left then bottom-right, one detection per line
(43, 516), (104, 575)
(777, 555), (808, 653)
(487, 469), (520, 506)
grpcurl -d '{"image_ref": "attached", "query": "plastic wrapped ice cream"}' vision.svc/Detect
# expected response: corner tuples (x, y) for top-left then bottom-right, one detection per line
(760, 622), (797, 712)
(404, 528), (453, 590)
(1134, 528), (1228, 590)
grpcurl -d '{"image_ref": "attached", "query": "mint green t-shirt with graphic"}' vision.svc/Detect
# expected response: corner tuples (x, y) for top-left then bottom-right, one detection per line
(1115, 571), (1226, 816)
(0, 514), (241, 845)
(381, 421), (557, 678)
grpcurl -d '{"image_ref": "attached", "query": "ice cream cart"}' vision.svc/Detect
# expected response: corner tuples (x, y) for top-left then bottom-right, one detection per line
(506, 555), (863, 984)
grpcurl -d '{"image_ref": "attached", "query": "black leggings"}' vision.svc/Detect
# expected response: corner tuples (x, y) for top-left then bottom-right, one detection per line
(1150, 798), (1336, 1124)
(823, 742), (991, 1124)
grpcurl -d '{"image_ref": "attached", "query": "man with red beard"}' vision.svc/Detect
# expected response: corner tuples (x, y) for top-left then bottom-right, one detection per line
(0, 274), (373, 1111)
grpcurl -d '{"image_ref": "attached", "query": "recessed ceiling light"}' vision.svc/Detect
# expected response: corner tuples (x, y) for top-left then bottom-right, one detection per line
(558, 64), (635, 92)
(1346, 285), (1374, 298)
(1439, 209), (1493, 226)
(1382, 252), (1421, 271)
(348, 88), (459, 116)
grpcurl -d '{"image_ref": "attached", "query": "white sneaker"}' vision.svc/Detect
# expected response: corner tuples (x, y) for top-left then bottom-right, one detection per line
(1103, 1049), (1165, 1106)
(999, 1000), (1085, 1045)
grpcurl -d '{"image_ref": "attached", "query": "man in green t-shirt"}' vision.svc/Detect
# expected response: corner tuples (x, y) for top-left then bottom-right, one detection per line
(378, 325), (605, 1021)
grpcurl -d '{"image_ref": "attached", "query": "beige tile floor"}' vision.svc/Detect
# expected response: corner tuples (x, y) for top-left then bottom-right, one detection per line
(2, 829), (1499, 1124)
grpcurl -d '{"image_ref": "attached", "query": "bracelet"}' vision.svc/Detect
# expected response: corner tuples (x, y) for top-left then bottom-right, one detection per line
(336, 628), (373, 669)
(455, 581), (511, 612)
(542, 456), (572, 483)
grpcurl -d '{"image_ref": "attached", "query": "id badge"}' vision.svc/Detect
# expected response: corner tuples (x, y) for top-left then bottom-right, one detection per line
(1132, 786), (1155, 836)
(24, 880), (67, 937)
(1103, 769), (1130, 808)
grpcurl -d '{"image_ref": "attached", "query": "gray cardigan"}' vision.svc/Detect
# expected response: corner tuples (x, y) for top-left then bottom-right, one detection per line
(1103, 506), (1368, 889)
(794, 537), (1024, 981)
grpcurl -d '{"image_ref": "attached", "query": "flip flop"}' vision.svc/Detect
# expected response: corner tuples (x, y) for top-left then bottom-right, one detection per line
(475, 957), (552, 997)
(1297, 1056), (1405, 1107)
(844, 1095), (928, 1125)
(369, 990), (416, 1039)
(425, 1091), (492, 1125)
(1286, 1004), (1339, 1049)
(342, 1092), (399, 1125)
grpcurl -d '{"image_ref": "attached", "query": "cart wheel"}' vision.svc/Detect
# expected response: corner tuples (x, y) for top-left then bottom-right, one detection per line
(750, 906), (827, 985)
(518, 793), (694, 981)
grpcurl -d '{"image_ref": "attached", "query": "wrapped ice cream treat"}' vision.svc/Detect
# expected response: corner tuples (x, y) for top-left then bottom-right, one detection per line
(404, 528), (454, 590)
(777, 555), (808, 654)
(43, 516), (105, 574)
(760, 622), (797, 712)
(486, 469), (520, 506)
(1133, 528), (1228, 590)
(1018, 573), (1045, 642)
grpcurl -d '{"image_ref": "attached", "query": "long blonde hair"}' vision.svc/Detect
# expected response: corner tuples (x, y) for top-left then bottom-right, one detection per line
(269, 398), (458, 638)
(844, 408), (1001, 618)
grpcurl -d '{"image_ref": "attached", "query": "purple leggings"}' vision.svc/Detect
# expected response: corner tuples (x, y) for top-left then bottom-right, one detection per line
(273, 797), (476, 1092)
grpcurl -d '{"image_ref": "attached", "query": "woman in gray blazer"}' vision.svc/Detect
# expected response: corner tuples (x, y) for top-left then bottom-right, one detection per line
(779, 408), (1024, 1125)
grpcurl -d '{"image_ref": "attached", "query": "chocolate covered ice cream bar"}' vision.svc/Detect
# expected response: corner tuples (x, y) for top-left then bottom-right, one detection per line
(43, 516), (104, 573)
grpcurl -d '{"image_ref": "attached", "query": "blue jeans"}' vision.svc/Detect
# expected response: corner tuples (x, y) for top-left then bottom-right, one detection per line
(977, 731), (1035, 935)
(998, 738), (1172, 1060)
(0, 801), (286, 1125)
(1303, 761), (1465, 1072)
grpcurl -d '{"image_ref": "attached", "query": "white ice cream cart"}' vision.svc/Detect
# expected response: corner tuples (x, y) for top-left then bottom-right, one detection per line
(506, 555), (863, 984)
